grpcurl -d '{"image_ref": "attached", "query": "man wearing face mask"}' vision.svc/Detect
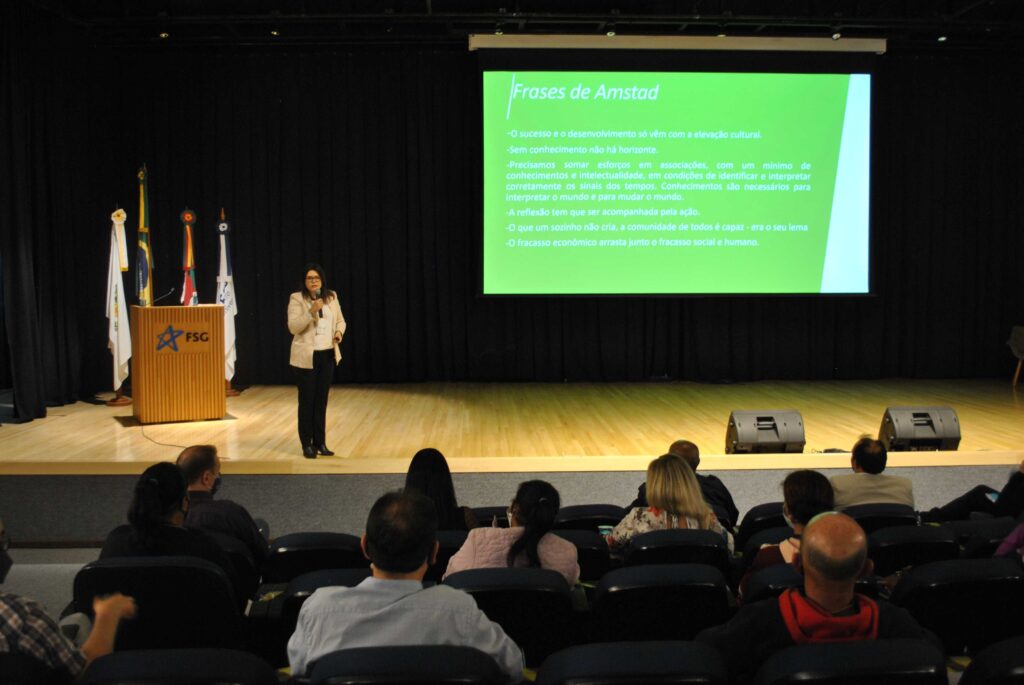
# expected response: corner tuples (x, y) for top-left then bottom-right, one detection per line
(176, 445), (269, 563)
(1, 519), (138, 680)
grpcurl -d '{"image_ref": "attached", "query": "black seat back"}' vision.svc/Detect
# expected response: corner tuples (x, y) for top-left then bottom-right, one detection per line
(868, 525), (959, 576)
(0, 652), (71, 685)
(536, 641), (727, 685)
(736, 503), (786, 549)
(73, 557), (244, 650)
(960, 635), (1024, 685)
(80, 648), (278, 685)
(553, 529), (611, 583)
(843, 503), (918, 534)
(752, 639), (946, 685)
(554, 504), (627, 533)
(443, 567), (574, 667)
(625, 529), (731, 576)
(263, 532), (367, 583)
(890, 558), (1024, 654)
(309, 646), (506, 684)
(941, 518), (1019, 558)
(426, 530), (469, 582)
(590, 564), (731, 642)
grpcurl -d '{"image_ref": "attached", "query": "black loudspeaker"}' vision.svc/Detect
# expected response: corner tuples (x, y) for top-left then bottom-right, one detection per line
(726, 410), (805, 454)
(879, 406), (960, 451)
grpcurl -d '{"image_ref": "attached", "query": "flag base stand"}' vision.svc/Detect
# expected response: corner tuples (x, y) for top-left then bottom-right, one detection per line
(226, 380), (241, 397)
(106, 388), (132, 406)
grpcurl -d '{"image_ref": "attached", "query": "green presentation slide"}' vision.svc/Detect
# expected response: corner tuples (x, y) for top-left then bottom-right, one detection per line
(483, 71), (871, 294)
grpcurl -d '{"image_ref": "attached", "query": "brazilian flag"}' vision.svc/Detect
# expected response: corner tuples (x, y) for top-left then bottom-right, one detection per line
(135, 165), (154, 306)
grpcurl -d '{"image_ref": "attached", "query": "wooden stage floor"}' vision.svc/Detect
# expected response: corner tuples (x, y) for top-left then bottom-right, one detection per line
(1, 380), (1021, 476)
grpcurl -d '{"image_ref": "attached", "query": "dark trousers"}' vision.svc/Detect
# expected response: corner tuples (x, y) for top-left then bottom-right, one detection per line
(295, 349), (335, 447)
(922, 471), (1024, 522)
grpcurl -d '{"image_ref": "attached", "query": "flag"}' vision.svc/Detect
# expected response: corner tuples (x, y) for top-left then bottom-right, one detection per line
(215, 208), (238, 380)
(180, 208), (198, 306)
(106, 208), (131, 390)
(135, 165), (154, 306)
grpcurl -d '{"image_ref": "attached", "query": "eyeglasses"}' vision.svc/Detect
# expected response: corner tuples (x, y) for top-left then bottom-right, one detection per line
(305, 276), (321, 281)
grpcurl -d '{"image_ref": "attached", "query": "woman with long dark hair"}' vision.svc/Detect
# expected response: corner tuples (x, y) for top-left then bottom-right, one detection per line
(443, 480), (579, 586)
(100, 462), (244, 603)
(287, 263), (347, 458)
(404, 448), (479, 531)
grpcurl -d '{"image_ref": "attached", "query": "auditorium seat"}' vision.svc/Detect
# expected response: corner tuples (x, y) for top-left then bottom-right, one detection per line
(307, 646), (505, 684)
(742, 564), (883, 605)
(80, 649), (278, 685)
(867, 525), (959, 577)
(262, 532), (367, 583)
(536, 641), (727, 685)
(426, 530), (469, 582)
(959, 635), (1024, 685)
(890, 557), (1024, 654)
(207, 529), (262, 601)
(588, 564), (731, 642)
(751, 639), (946, 685)
(471, 507), (509, 528)
(735, 502), (786, 549)
(554, 504), (627, 533)
(940, 517), (1019, 558)
(738, 526), (793, 573)
(443, 567), (576, 667)
(0, 652), (71, 685)
(843, 503), (918, 534)
(73, 557), (245, 651)
(257, 567), (371, 668)
(624, 529), (732, 577)
(552, 528), (612, 582)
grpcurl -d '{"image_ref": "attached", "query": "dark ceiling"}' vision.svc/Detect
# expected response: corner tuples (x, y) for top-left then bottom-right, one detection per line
(29, 0), (1024, 50)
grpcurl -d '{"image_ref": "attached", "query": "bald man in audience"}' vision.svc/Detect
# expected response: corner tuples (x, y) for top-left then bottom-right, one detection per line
(177, 445), (268, 562)
(696, 512), (940, 683)
(630, 440), (739, 529)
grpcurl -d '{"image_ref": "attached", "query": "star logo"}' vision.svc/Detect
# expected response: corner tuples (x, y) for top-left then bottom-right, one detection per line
(156, 325), (185, 352)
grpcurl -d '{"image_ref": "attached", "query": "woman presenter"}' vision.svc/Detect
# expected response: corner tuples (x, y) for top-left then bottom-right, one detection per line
(288, 264), (346, 458)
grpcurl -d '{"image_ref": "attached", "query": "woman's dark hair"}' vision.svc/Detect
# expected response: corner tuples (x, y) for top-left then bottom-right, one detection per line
(507, 480), (561, 568)
(404, 448), (464, 531)
(783, 470), (834, 525)
(301, 262), (335, 303)
(128, 462), (188, 548)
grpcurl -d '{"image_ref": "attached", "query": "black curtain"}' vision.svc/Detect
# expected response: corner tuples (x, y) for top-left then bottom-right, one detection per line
(3, 6), (1024, 417)
(0, 3), (83, 419)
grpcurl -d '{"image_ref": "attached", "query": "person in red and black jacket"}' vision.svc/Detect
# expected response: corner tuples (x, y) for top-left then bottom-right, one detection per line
(696, 512), (941, 684)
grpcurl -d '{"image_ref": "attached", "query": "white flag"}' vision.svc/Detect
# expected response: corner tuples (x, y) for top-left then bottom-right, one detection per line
(215, 214), (238, 380)
(105, 209), (131, 390)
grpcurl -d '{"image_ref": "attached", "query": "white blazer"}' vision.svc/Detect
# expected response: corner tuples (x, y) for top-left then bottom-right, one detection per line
(288, 291), (346, 369)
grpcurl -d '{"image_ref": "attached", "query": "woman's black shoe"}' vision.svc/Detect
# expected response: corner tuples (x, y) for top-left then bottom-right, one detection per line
(303, 445), (317, 459)
(317, 444), (335, 456)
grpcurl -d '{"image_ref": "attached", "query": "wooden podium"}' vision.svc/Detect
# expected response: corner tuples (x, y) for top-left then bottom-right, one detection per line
(131, 305), (227, 424)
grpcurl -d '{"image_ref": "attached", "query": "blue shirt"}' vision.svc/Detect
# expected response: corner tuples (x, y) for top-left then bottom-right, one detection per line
(287, 576), (524, 680)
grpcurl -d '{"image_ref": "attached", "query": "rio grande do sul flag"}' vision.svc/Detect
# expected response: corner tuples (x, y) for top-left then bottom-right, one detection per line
(180, 208), (198, 306)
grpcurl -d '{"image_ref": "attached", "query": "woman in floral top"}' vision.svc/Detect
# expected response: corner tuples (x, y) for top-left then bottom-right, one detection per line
(607, 453), (732, 552)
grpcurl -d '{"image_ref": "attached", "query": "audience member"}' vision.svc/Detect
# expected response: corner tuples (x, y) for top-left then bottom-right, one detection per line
(739, 470), (834, 598)
(696, 512), (941, 683)
(994, 521), (1024, 559)
(404, 448), (479, 531)
(443, 480), (579, 586)
(288, 491), (524, 680)
(176, 445), (269, 562)
(630, 440), (739, 529)
(830, 438), (914, 509)
(0, 518), (137, 681)
(609, 454), (731, 552)
(100, 462), (246, 605)
(921, 459), (1024, 522)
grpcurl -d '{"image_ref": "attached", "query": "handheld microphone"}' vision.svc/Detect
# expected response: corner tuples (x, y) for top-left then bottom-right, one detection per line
(316, 288), (323, 318)
(152, 287), (176, 304)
